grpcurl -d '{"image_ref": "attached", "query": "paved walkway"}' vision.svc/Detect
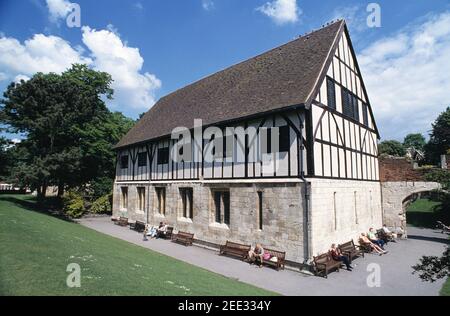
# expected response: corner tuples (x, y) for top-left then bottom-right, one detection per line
(78, 217), (448, 296)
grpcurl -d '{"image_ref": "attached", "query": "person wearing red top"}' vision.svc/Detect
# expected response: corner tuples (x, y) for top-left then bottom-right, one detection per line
(330, 244), (353, 271)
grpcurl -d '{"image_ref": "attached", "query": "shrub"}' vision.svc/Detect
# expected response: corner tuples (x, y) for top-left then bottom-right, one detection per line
(90, 193), (112, 214)
(62, 191), (85, 218)
(424, 169), (450, 190)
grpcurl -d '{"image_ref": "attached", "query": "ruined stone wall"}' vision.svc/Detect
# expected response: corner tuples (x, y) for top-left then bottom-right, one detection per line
(379, 157), (426, 182)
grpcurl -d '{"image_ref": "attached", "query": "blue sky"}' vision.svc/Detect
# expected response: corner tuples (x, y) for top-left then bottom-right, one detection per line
(1, 0), (450, 141)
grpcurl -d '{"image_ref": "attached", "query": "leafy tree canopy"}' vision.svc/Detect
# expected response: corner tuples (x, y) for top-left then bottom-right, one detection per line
(0, 64), (134, 198)
(403, 133), (426, 151)
(425, 107), (450, 164)
(379, 140), (406, 157)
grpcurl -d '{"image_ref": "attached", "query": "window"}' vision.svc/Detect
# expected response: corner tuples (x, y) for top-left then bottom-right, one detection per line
(342, 88), (359, 121)
(342, 89), (353, 118)
(352, 94), (359, 122)
(121, 187), (128, 210)
(279, 126), (290, 152)
(258, 191), (263, 230)
(263, 126), (290, 153)
(137, 187), (145, 211)
(213, 190), (230, 225)
(120, 155), (129, 169)
(180, 188), (193, 219)
(157, 147), (169, 165)
(220, 134), (233, 158)
(137, 152), (147, 167)
(326, 77), (336, 109)
(362, 103), (369, 126)
(155, 187), (166, 215)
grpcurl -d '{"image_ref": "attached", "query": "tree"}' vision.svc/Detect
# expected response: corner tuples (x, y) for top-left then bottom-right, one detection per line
(379, 140), (406, 157)
(0, 64), (115, 198)
(0, 137), (9, 178)
(425, 107), (450, 164)
(403, 133), (426, 151)
(413, 247), (449, 282)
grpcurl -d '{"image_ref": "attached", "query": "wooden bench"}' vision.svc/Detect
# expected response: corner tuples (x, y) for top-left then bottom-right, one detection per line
(157, 226), (174, 239)
(358, 239), (374, 253)
(338, 240), (364, 263)
(219, 241), (251, 260)
(313, 252), (342, 278)
(130, 220), (146, 233)
(172, 231), (194, 246)
(262, 248), (286, 271)
(115, 217), (128, 227)
(377, 229), (393, 244)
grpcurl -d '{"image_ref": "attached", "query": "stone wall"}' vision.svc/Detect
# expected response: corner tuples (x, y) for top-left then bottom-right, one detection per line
(381, 181), (441, 233)
(309, 179), (383, 257)
(379, 157), (426, 182)
(113, 181), (306, 263)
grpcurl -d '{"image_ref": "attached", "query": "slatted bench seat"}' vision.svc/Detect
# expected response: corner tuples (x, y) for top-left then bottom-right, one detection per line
(338, 240), (364, 263)
(377, 229), (393, 244)
(130, 220), (146, 233)
(262, 248), (286, 271)
(358, 238), (374, 253)
(219, 241), (251, 260)
(172, 231), (194, 246)
(313, 252), (342, 278)
(115, 217), (128, 227)
(158, 226), (174, 239)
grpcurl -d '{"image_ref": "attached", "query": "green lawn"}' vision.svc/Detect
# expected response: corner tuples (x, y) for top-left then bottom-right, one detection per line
(406, 198), (442, 228)
(0, 195), (276, 296)
(441, 278), (450, 296)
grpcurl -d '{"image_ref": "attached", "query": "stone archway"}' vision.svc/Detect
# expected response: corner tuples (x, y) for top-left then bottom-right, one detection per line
(381, 181), (441, 235)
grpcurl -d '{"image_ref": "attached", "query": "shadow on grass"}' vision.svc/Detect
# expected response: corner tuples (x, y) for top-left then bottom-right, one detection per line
(0, 195), (74, 223)
(407, 211), (440, 229)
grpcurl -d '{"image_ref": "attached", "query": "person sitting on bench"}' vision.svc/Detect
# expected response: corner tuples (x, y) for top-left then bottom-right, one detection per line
(248, 244), (265, 268)
(155, 222), (168, 239)
(368, 228), (385, 249)
(145, 224), (158, 238)
(382, 224), (397, 239)
(330, 244), (353, 271)
(361, 233), (387, 255)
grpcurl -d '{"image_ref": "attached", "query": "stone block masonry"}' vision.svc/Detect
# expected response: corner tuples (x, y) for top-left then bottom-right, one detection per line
(114, 181), (306, 263)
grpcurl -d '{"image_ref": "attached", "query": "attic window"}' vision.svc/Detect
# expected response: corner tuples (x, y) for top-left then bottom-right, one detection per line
(342, 88), (359, 121)
(326, 77), (336, 110)
(362, 103), (369, 126)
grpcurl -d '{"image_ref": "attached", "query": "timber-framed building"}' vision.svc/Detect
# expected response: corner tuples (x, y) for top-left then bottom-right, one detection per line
(113, 20), (382, 264)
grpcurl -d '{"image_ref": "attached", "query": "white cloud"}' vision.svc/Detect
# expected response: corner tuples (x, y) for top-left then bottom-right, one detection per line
(0, 26), (161, 112)
(134, 2), (144, 11)
(0, 33), (91, 76)
(257, 0), (300, 25)
(331, 6), (367, 35)
(0, 72), (8, 82)
(359, 12), (450, 140)
(46, 0), (73, 22)
(202, 0), (214, 11)
(14, 74), (31, 83)
(81, 26), (161, 110)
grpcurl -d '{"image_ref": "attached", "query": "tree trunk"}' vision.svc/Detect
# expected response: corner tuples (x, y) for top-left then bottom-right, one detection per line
(37, 183), (47, 200)
(57, 181), (65, 197)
